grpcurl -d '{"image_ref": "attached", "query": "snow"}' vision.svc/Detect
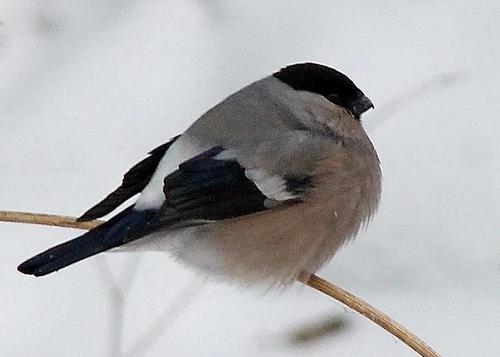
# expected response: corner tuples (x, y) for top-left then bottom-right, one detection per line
(1, 1), (499, 356)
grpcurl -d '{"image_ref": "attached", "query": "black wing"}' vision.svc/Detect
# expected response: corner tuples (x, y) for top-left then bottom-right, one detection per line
(78, 136), (180, 221)
(17, 146), (313, 276)
(158, 147), (312, 225)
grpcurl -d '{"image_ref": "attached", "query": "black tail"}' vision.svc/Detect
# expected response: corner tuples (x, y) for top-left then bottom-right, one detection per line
(18, 206), (157, 276)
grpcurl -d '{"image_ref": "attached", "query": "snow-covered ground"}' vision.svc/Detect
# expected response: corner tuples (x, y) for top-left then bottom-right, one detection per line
(1, 1), (499, 356)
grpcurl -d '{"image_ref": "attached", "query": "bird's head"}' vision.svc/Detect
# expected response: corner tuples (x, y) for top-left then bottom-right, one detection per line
(273, 62), (374, 120)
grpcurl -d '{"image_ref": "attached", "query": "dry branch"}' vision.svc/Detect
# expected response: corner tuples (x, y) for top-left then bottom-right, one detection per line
(0, 210), (103, 230)
(303, 274), (440, 357)
(1, 210), (440, 357)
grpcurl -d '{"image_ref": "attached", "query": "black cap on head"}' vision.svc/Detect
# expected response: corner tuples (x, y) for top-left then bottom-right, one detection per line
(273, 62), (373, 119)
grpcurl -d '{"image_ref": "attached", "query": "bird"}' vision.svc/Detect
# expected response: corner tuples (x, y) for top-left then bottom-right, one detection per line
(18, 62), (381, 287)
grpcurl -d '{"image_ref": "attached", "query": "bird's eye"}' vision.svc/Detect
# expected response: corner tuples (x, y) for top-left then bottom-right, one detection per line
(326, 93), (340, 104)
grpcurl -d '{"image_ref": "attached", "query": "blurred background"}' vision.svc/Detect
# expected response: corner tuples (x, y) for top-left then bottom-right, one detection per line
(1, 1), (499, 356)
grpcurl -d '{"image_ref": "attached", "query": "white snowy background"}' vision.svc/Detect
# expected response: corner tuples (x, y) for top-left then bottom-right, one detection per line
(1, 1), (499, 356)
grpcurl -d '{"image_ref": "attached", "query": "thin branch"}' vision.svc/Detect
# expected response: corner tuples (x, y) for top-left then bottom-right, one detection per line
(97, 253), (143, 357)
(0, 210), (103, 230)
(96, 257), (125, 357)
(303, 274), (440, 357)
(365, 71), (465, 132)
(123, 276), (203, 357)
(3, 210), (440, 356)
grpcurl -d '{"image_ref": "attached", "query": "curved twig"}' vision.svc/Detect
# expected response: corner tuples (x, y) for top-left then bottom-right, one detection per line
(2, 210), (440, 356)
(303, 274), (440, 357)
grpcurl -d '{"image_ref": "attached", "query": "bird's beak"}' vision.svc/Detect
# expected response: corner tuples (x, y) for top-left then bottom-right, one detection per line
(352, 95), (374, 119)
